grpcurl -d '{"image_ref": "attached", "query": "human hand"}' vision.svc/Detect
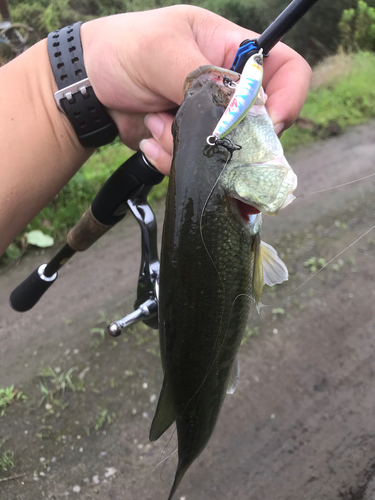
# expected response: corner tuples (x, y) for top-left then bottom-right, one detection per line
(81, 5), (311, 174)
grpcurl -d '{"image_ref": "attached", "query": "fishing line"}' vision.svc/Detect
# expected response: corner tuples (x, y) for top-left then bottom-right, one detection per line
(284, 223), (375, 299)
(143, 445), (178, 484)
(296, 171), (375, 198)
(192, 151), (256, 390)
(150, 150), (232, 478)
(180, 153), (229, 400)
(169, 147), (250, 457)
(261, 166), (375, 305)
(194, 149), (251, 386)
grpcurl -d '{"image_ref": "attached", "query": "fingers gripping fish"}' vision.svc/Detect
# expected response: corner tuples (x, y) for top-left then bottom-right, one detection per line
(207, 51), (264, 146)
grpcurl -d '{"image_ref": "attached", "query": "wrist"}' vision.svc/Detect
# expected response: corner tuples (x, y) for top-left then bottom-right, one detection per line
(47, 22), (118, 148)
(29, 39), (92, 155)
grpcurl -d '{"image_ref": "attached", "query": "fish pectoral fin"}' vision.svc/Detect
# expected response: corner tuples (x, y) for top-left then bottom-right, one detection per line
(253, 239), (288, 313)
(227, 356), (240, 394)
(260, 241), (288, 287)
(149, 378), (176, 442)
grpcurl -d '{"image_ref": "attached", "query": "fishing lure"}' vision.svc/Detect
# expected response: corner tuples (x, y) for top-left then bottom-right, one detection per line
(207, 50), (263, 146)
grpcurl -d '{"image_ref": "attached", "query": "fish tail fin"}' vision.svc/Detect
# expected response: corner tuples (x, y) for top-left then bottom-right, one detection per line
(167, 460), (190, 500)
(149, 377), (176, 442)
(167, 415), (209, 499)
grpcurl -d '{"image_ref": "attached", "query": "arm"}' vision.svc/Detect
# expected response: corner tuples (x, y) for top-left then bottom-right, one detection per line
(0, 40), (92, 254)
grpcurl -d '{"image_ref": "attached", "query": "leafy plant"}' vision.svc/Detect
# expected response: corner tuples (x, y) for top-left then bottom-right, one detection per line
(304, 257), (327, 273)
(2, 243), (22, 264)
(0, 449), (14, 473)
(241, 326), (259, 345)
(95, 409), (115, 430)
(90, 311), (110, 348)
(339, 1), (375, 52)
(26, 230), (54, 248)
(272, 308), (286, 315)
(38, 366), (84, 407)
(0, 386), (26, 416)
(90, 328), (106, 349)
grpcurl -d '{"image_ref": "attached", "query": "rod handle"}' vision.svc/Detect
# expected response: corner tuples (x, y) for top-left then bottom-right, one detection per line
(9, 264), (57, 312)
(91, 151), (164, 226)
(66, 151), (164, 251)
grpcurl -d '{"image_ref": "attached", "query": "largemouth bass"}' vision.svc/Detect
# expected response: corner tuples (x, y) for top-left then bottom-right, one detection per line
(150, 66), (297, 499)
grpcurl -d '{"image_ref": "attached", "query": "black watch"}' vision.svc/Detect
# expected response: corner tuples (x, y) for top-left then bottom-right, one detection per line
(47, 22), (118, 148)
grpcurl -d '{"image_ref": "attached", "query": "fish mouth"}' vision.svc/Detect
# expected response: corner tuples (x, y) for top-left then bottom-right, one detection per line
(231, 198), (261, 221)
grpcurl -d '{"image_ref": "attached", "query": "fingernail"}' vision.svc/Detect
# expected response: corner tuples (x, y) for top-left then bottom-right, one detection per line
(144, 114), (164, 139)
(274, 122), (285, 137)
(139, 139), (159, 163)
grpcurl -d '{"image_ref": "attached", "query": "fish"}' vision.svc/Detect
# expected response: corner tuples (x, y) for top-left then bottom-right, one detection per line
(150, 65), (297, 500)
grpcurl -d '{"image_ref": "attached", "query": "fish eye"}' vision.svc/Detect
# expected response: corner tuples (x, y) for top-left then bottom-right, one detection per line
(255, 56), (263, 66)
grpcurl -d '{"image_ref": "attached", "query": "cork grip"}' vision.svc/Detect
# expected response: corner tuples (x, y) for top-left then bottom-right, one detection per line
(67, 207), (113, 252)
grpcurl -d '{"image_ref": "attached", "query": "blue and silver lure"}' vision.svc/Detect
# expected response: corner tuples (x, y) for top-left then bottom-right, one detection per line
(207, 50), (264, 145)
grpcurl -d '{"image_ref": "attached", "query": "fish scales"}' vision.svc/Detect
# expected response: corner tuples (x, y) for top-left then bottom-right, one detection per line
(152, 75), (260, 499)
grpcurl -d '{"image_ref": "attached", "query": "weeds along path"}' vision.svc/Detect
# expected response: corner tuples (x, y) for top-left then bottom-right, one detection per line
(0, 121), (374, 499)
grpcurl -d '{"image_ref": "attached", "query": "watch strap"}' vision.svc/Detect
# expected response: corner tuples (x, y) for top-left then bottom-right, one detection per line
(47, 22), (118, 148)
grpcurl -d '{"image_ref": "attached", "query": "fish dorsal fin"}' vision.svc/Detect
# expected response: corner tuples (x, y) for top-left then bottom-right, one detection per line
(149, 377), (176, 442)
(227, 356), (240, 394)
(260, 241), (288, 287)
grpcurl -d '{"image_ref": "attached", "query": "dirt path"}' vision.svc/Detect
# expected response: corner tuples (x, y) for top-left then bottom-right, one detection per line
(0, 122), (374, 500)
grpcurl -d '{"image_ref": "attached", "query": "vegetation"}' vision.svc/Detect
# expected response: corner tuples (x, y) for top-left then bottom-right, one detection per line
(4, 0), (374, 63)
(0, 449), (14, 473)
(0, 386), (26, 416)
(340, 0), (375, 52)
(38, 366), (85, 407)
(304, 256), (327, 273)
(94, 409), (116, 430)
(281, 51), (375, 151)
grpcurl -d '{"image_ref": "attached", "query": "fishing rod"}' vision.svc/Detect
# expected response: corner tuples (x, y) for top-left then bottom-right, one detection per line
(9, 0), (321, 333)
(231, 0), (320, 73)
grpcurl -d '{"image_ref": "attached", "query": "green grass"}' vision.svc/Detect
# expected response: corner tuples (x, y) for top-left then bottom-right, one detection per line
(38, 366), (85, 407)
(0, 386), (26, 416)
(304, 257), (328, 273)
(94, 409), (116, 430)
(0, 450), (14, 473)
(281, 51), (375, 151)
(241, 326), (259, 345)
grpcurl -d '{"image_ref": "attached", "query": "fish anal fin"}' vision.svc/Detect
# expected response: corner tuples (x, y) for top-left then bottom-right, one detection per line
(260, 241), (288, 287)
(149, 377), (176, 442)
(227, 356), (240, 394)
